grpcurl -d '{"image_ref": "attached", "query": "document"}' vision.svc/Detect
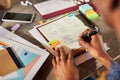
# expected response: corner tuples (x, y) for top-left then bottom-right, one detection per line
(0, 26), (39, 50)
(37, 16), (88, 49)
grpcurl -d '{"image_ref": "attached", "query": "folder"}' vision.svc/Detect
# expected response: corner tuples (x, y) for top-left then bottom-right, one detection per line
(0, 47), (22, 76)
(34, 0), (78, 19)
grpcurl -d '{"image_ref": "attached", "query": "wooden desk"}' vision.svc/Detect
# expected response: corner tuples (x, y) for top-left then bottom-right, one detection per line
(1, 1), (120, 80)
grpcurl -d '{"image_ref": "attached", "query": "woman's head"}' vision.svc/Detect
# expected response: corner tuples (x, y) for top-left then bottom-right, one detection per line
(94, 0), (120, 28)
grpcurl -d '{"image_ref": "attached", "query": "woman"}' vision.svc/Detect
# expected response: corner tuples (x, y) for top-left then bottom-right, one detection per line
(52, 0), (120, 80)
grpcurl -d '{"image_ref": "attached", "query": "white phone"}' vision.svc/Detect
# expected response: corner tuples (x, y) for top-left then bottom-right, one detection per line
(2, 12), (34, 23)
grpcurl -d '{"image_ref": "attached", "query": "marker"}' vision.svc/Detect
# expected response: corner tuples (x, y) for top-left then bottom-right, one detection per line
(81, 29), (98, 42)
(11, 24), (21, 33)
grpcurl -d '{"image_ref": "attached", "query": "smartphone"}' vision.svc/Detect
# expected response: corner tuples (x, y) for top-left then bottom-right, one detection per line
(2, 12), (34, 23)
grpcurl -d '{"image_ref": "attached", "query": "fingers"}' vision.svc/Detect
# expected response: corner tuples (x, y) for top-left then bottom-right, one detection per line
(79, 29), (91, 37)
(54, 48), (60, 63)
(54, 47), (66, 64)
(78, 29), (91, 49)
(68, 50), (73, 61)
(52, 57), (56, 68)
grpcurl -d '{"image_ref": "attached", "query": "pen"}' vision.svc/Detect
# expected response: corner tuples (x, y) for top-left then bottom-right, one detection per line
(81, 29), (98, 42)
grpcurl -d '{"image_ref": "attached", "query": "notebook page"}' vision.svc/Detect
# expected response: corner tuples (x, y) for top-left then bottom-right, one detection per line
(38, 16), (88, 49)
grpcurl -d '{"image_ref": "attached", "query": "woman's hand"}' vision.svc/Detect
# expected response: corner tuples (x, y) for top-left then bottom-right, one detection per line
(52, 47), (79, 80)
(79, 29), (106, 58)
(79, 29), (113, 69)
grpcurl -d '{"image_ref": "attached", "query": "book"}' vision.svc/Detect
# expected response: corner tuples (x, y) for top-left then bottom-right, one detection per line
(34, 0), (78, 19)
(0, 27), (49, 80)
(0, 47), (22, 76)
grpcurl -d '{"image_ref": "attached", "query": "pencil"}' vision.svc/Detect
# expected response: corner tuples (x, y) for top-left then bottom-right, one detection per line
(0, 41), (9, 47)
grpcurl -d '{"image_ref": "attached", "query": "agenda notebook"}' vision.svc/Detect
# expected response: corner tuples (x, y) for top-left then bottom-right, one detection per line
(0, 47), (22, 76)
(36, 16), (89, 49)
(34, 0), (78, 19)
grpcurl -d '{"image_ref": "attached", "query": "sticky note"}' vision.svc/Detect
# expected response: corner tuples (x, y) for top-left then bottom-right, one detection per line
(49, 40), (61, 48)
(50, 42), (61, 48)
(85, 9), (95, 14)
(85, 10), (99, 20)
(46, 19), (51, 22)
(19, 50), (38, 66)
(48, 40), (60, 45)
(68, 12), (76, 17)
(63, 13), (69, 17)
(39, 20), (44, 25)
(79, 4), (93, 14)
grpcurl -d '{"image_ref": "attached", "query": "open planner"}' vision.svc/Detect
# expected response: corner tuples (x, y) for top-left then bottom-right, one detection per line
(36, 16), (88, 49)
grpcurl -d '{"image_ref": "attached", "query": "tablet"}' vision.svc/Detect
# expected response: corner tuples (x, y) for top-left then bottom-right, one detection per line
(2, 12), (34, 23)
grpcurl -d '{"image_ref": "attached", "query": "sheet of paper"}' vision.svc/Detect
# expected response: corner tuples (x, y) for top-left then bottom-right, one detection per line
(38, 16), (88, 49)
(34, 0), (76, 15)
(29, 25), (49, 46)
(0, 26), (40, 50)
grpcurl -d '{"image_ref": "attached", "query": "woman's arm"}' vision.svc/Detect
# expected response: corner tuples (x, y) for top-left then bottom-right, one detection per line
(79, 29), (113, 70)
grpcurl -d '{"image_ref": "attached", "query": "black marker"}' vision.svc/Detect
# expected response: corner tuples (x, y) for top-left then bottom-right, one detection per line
(82, 30), (98, 42)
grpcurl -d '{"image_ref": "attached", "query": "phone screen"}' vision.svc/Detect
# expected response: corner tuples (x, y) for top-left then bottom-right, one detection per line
(3, 12), (33, 22)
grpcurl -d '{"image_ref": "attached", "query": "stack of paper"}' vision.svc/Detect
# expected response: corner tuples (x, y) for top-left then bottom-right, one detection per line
(0, 27), (49, 80)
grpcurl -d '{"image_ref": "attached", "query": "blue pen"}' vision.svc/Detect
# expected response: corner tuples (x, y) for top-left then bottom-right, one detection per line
(82, 29), (98, 42)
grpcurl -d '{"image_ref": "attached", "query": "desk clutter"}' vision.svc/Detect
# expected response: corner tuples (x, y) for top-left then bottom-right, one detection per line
(0, 0), (101, 80)
(79, 4), (99, 20)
